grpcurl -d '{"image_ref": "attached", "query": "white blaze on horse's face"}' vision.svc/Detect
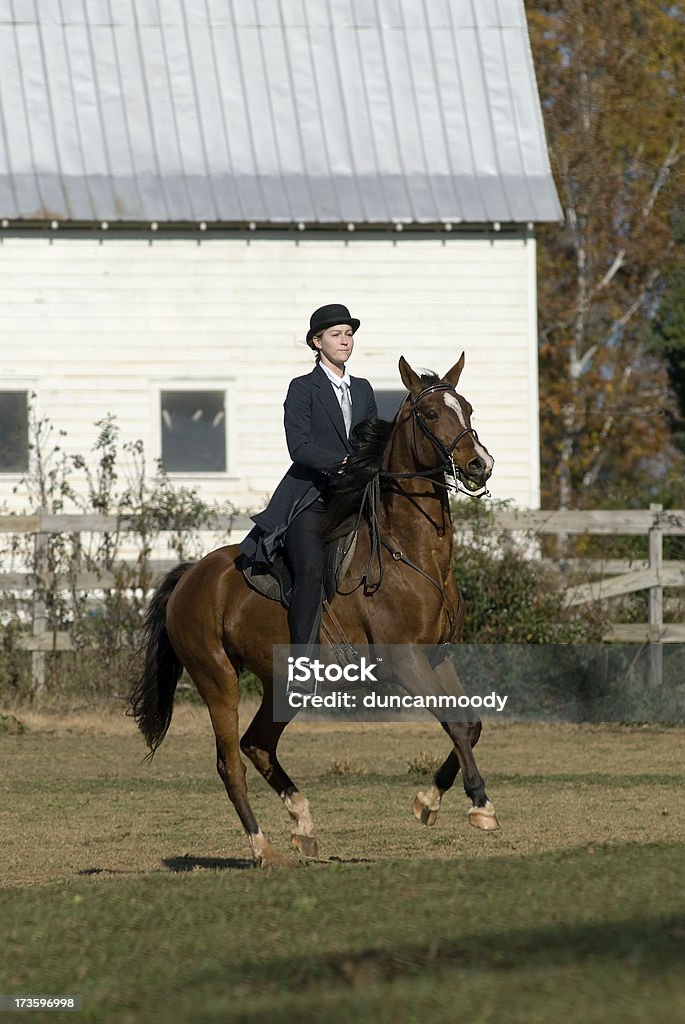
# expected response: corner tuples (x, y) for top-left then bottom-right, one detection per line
(444, 393), (466, 427)
(444, 393), (494, 478)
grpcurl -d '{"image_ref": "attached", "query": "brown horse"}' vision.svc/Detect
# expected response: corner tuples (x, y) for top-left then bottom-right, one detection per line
(130, 354), (499, 867)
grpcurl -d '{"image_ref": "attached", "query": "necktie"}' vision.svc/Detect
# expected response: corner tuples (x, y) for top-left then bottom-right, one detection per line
(340, 382), (352, 437)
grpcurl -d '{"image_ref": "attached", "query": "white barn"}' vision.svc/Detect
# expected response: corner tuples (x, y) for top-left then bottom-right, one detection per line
(0, 0), (560, 518)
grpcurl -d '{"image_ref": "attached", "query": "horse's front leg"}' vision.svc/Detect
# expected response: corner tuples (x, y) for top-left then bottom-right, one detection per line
(413, 748), (458, 827)
(390, 649), (499, 832)
(412, 718), (483, 826)
(434, 654), (499, 831)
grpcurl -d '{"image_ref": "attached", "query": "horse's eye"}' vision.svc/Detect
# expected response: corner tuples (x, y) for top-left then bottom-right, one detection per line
(424, 410), (438, 421)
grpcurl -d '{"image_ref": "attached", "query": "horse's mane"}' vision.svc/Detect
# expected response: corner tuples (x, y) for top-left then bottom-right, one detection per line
(322, 372), (440, 538)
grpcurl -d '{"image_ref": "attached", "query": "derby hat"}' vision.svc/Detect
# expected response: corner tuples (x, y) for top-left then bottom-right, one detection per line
(306, 304), (360, 347)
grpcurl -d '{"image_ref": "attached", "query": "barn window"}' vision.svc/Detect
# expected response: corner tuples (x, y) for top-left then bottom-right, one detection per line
(375, 390), (406, 422)
(0, 391), (29, 472)
(161, 391), (226, 472)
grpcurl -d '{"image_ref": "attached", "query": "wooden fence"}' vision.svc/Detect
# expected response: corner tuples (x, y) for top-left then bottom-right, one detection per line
(1, 506), (684, 688)
(494, 503), (685, 688)
(0, 510), (245, 691)
(495, 504), (685, 643)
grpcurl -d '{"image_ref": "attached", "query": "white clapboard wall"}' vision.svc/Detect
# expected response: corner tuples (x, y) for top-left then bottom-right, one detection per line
(0, 232), (538, 515)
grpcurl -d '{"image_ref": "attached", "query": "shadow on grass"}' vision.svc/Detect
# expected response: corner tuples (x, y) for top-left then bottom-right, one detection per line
(325, 856), (376, 864)
(163, 854), (255, 872)
(188, 911), (685, 995)
(76, 867), (130, 876)
(163, 854), (378, 871)
(303, 912), (685, 985)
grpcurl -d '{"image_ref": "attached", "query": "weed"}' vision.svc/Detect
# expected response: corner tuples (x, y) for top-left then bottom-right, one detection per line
(406, 751), (442, 776)
(327, 757), (368, 776)
(0, 712), (26, 734)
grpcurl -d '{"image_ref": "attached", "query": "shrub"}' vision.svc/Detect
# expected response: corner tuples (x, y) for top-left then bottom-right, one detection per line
(452, 499), (607, 643)
(0, 407), (233, 704)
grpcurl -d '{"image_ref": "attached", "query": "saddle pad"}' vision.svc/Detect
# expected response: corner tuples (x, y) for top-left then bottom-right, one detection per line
(242, 531), (357, 607)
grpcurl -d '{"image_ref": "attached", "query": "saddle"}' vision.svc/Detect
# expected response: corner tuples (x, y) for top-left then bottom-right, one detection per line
(240, 529), (358, 609)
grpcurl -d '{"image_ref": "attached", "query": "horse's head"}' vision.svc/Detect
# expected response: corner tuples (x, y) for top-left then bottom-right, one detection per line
(398, 353), (494, 494)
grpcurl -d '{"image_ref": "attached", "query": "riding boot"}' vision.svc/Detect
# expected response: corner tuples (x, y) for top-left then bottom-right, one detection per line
(285, 500), (327, 695)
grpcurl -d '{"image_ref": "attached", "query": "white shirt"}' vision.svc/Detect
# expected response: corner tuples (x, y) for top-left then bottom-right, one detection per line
(320, 361), (352, 410)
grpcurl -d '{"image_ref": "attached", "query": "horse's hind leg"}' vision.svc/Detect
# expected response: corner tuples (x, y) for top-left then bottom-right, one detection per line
(186, 656), (293, 868)
(241, 697), (319, 858)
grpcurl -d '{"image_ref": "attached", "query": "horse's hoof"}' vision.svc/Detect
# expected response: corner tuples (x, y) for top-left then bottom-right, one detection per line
(253, 839), (298, 872)
(257, 847), (299, 869)
(291, 834), (319, 858)
(413, 792), (440, 827)
(468, 800), (500, 832)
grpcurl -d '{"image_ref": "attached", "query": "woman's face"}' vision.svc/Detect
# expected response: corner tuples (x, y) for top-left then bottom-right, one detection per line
(313, 324), (355, 366)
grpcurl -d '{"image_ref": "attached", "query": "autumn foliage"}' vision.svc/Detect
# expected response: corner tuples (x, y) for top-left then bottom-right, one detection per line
(528, 1), (685, 508)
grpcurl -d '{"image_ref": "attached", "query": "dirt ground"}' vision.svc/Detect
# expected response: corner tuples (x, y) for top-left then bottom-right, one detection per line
(2, 704), (684, 886)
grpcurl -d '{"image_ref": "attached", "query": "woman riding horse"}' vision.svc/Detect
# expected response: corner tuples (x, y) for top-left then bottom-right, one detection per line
(130, 349), (497, 867)
(240, 303), (377, 658)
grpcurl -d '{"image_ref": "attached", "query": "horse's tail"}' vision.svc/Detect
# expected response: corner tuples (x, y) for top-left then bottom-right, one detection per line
(129, 563), (194, 756)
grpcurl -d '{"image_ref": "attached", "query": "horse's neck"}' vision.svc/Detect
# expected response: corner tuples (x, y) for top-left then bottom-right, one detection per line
(380, 436), (453, 563)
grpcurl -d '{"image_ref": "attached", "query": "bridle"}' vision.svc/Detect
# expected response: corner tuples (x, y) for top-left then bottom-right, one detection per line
(382, 382), (489, 499)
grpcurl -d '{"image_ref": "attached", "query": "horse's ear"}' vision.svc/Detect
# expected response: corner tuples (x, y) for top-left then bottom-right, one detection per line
(399, 356), (422, 395)
(443, 352), (465, 388)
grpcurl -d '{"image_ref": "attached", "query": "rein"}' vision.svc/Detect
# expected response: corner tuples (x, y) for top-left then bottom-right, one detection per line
(350, 473), (460, 643)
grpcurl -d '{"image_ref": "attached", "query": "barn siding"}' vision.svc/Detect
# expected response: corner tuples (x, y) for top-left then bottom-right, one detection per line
(0, 233), (539, 519)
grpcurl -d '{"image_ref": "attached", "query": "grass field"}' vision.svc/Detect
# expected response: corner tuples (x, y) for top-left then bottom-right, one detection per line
(1, 705), (684, 1023)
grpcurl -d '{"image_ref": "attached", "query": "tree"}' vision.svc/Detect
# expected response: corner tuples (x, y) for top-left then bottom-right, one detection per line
(646, 214), (685, 461)
(527, 1), (685, 508)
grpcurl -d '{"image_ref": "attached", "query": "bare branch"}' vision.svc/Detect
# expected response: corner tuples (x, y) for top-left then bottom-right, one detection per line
(641, 138), (682, 222)
(592, 249), (626, 295)
(603, 268), (661, 342)
(569, 266), (659, 385)
(576, 344), (598, 376)
(589, 141), (680, 300)
(580, 364), (633, 492)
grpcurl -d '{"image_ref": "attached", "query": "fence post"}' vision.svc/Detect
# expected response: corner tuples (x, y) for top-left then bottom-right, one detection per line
(31, 508), (47, 695)
(648, 503), (663, 687)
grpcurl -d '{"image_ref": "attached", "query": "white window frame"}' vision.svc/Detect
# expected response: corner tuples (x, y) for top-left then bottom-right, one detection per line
(150, 379), (237, 479)
(0, 383), (35, 478)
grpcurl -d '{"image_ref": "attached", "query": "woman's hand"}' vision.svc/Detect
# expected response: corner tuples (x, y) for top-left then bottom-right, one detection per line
(337, 455), (349, 475)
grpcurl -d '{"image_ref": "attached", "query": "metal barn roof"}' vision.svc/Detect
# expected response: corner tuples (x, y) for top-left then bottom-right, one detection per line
(0, 0), (561, 225)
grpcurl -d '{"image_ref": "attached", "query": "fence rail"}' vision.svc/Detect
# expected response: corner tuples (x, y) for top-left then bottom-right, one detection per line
(494, 508), (685, 535)
(0, 511), (244, 534)
(0, 506), (683, 687)
(0, 511), (250, 689)
(493, 503), (684, 687)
